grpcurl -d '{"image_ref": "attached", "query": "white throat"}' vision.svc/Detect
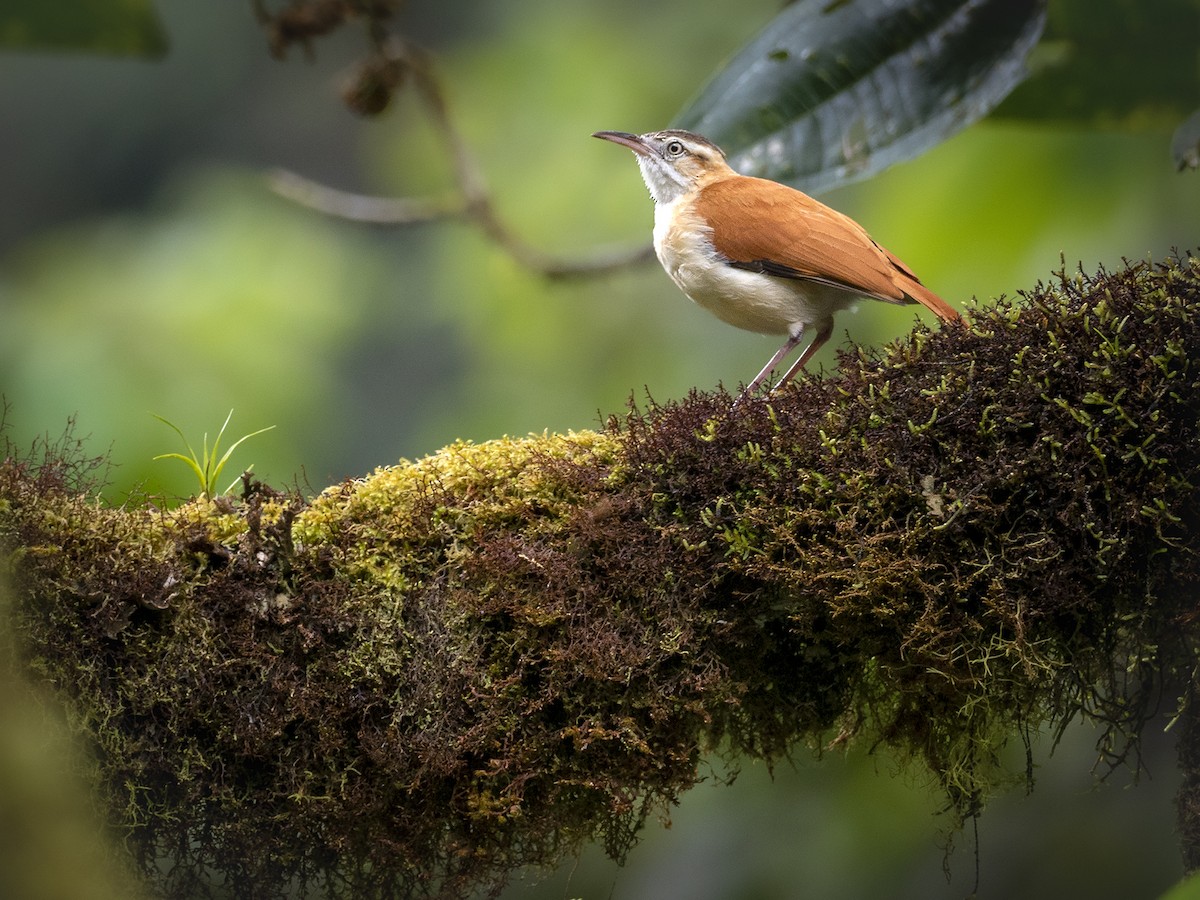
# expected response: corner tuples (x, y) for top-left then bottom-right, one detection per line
(636, 156), (690, 205)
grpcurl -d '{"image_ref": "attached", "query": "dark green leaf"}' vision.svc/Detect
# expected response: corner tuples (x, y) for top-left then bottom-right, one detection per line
(674, 0), (1046, 194)
(0, 0), (167, 58)
(996, 0), (1200, 128)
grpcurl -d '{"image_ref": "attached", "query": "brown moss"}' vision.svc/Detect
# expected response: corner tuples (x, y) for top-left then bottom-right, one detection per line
(2, 254), (1199, 898)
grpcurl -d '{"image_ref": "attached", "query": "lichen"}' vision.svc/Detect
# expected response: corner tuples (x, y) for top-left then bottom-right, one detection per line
(2, 254), (1199, 899)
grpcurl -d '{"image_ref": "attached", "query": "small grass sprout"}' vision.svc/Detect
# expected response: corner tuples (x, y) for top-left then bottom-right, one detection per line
(153, 410), (275, 499)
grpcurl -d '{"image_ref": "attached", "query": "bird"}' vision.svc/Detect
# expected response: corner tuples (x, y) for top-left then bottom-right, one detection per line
(593, 128), (960, 399)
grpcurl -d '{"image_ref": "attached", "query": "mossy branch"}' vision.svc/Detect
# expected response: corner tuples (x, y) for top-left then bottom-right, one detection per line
(2, 255), (1200, 899)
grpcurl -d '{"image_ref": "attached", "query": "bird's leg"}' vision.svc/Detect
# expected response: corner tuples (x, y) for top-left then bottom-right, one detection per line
(771, 322), (833, 392)
(737, 326), (805, 402)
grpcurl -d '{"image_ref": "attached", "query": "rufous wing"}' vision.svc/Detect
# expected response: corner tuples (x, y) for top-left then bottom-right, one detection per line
(695, 176), (959, 322)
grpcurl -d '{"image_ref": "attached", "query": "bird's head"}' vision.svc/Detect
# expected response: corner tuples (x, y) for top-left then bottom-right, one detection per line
(593, 129), (733, 205)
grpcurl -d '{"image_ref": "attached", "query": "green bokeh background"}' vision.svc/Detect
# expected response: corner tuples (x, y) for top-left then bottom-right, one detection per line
(1, 1), (1197, 897)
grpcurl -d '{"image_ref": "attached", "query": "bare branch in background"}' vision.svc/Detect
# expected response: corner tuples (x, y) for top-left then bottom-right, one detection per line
(255, 13), (655, 280)
(267, 170), (463, 224)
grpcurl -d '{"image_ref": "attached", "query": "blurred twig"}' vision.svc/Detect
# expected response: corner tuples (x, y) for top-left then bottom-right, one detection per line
(268, 171), (462, 224)
(267, 36), (654, 279)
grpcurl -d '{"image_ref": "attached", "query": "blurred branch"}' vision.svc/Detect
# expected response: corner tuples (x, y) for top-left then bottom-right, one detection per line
(267, 170), (462, 224)
(268, 36), (655, 279)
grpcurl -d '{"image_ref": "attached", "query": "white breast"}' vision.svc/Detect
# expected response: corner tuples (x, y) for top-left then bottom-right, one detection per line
(652, 199), (857, 338)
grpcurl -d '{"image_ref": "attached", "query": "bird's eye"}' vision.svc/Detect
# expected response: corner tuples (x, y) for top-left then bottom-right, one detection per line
(664, 140), (685, 157)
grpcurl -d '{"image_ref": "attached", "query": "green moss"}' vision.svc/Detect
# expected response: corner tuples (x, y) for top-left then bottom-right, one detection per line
(2, 255), (1199, 898)
(294, 429), (622, 591)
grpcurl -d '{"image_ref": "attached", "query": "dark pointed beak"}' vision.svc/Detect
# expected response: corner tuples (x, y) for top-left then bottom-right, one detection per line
(593, 131), (652, 157)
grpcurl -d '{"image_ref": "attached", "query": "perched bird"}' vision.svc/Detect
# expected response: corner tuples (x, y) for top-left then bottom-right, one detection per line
(593, 129), (959, 398)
